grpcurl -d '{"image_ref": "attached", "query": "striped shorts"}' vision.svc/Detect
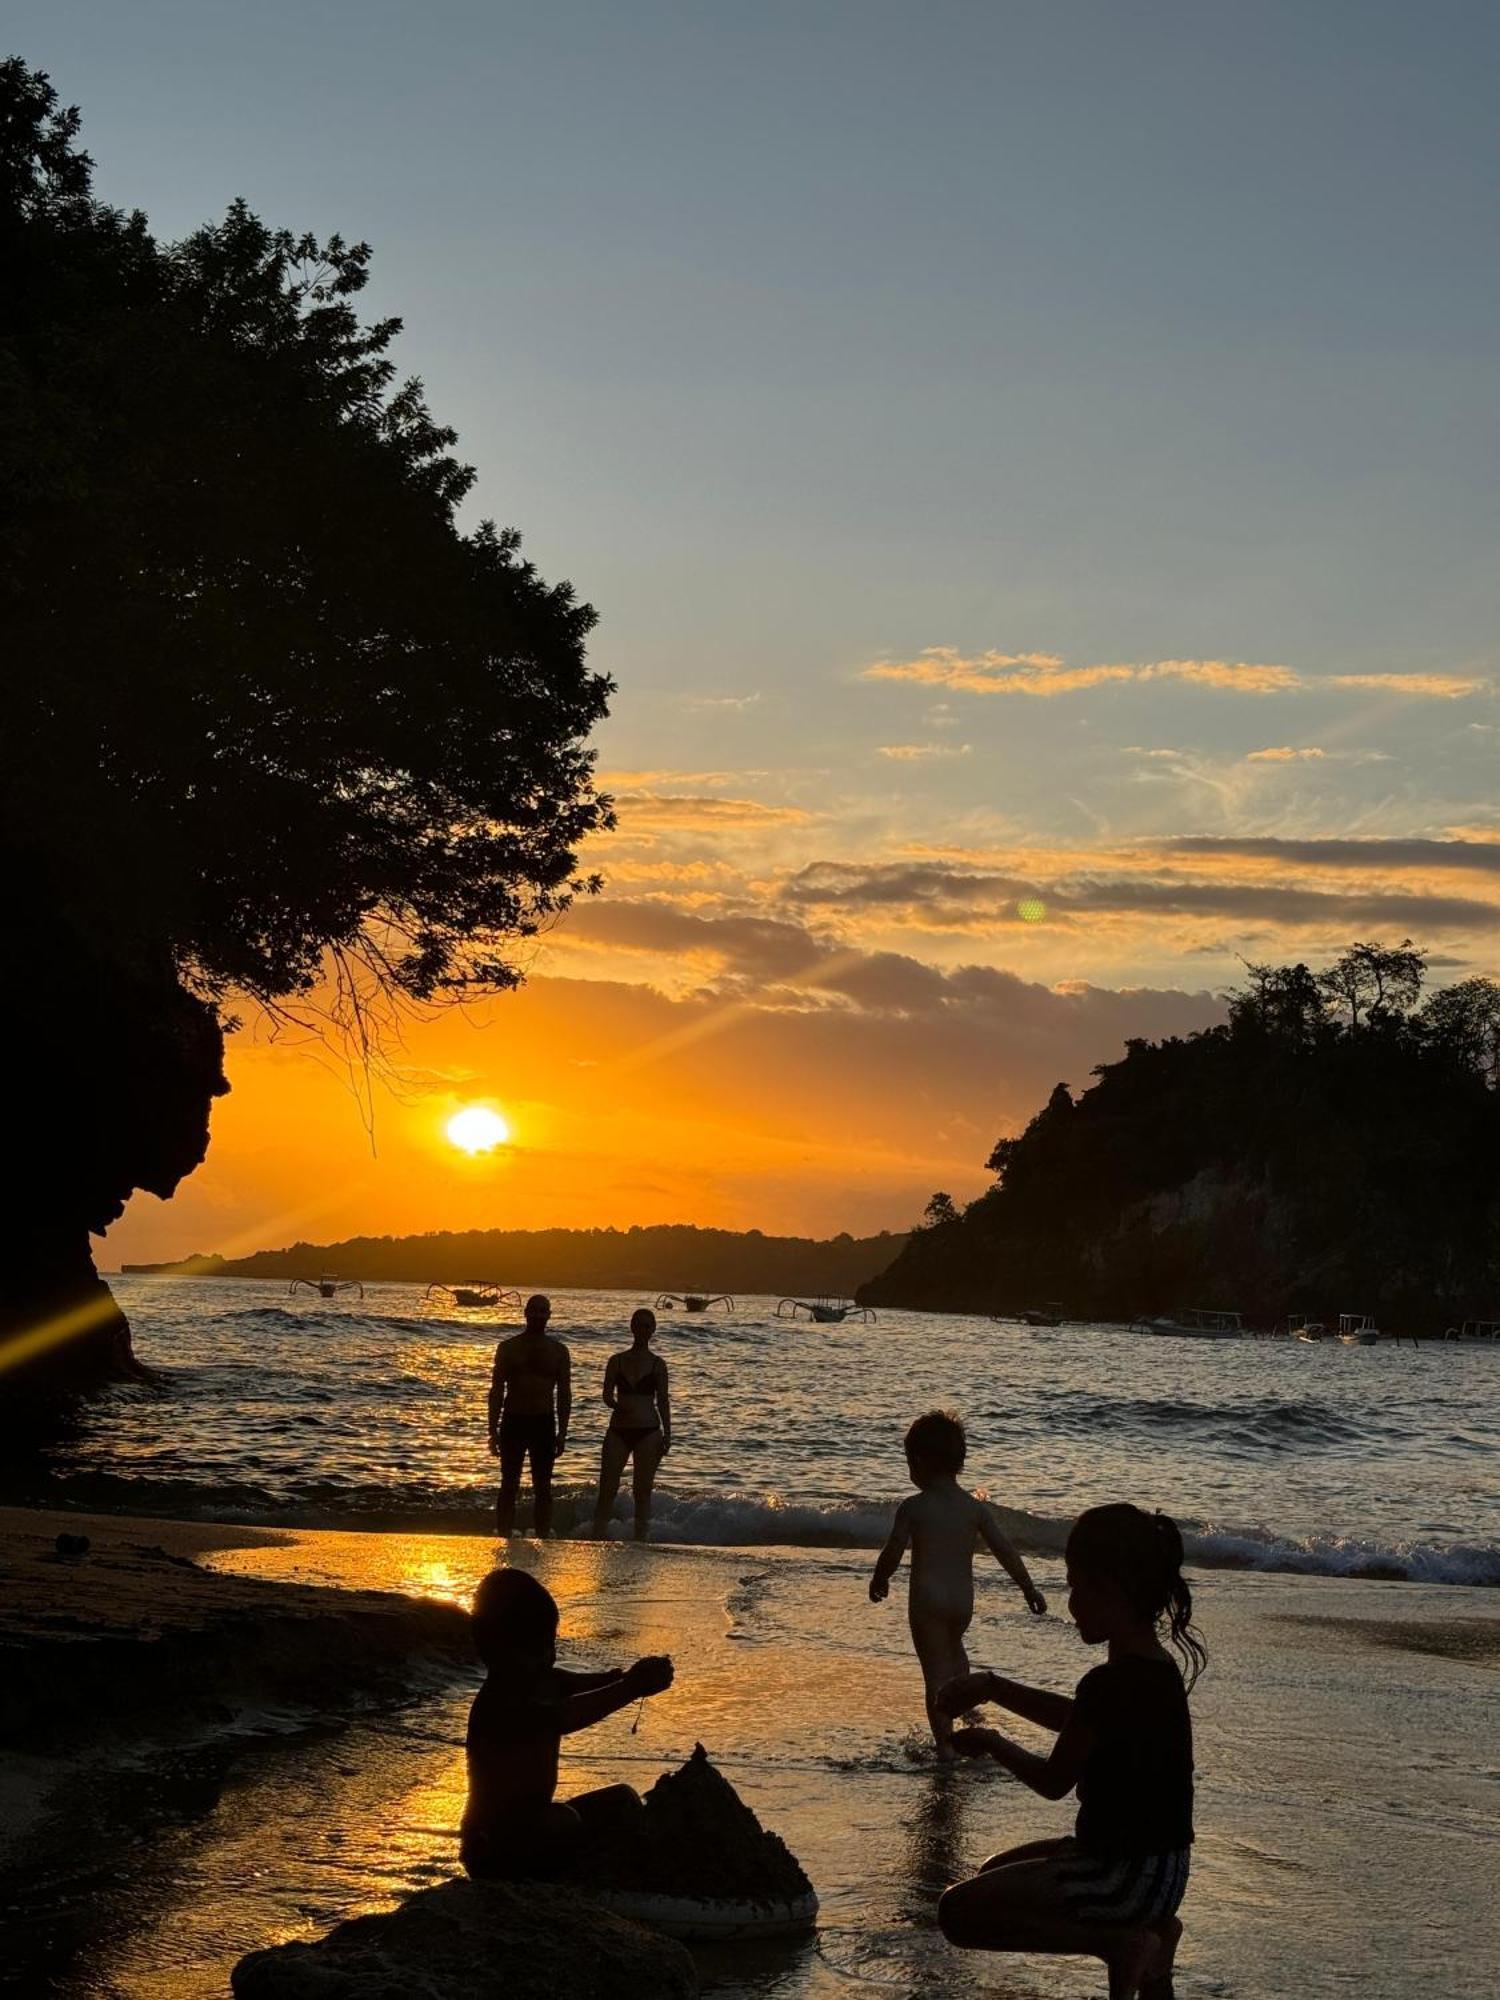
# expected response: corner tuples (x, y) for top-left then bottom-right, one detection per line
(1057, 1844), (1190, 1926)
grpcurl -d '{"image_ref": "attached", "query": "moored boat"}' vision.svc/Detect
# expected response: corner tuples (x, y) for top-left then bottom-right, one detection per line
(1337, 1312), (1380, 1346)
(1130, 1307), (1245, 1340)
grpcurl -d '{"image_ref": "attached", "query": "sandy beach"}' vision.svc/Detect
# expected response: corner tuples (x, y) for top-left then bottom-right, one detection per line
(3, 1507), (1496, 1998)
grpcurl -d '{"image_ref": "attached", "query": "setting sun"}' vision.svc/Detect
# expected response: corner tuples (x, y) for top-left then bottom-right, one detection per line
(445, 1105), (510, 1155)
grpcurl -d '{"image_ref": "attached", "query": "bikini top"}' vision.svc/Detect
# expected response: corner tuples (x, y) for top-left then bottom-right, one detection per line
(615, 1355), (660, 1399)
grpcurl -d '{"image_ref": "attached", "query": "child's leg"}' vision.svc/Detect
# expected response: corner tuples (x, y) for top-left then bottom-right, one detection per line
(908, 1603), (969, 1756)
(630, 1432), (666, 1540)
(568, 1782), (643, 1841)
(591, 1429), (629, 1534)
(939, 1854), (1176, 2000)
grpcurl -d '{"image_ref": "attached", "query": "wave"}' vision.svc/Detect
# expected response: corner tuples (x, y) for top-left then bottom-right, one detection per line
(1007, 1391), (1419, 1454)
(19, 1472), (1499, 1586)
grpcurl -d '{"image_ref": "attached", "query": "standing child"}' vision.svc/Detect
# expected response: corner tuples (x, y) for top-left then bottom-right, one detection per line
(933, 1503), (1205, 2000)
(460, 1567), (673, 1881)
(869, 1410), (1047, 1759)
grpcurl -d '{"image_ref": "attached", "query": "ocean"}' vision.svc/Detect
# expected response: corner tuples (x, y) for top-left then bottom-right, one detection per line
(13, 1277), (1500, 1998)
(34, 1276), (1500, 1585)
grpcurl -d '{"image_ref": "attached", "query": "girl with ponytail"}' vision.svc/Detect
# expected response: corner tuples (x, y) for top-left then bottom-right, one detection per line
(933, 1503), (1205, 1999)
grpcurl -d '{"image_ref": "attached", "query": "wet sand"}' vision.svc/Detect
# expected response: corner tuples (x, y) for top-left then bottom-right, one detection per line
(4, 1514), (1494, 1997)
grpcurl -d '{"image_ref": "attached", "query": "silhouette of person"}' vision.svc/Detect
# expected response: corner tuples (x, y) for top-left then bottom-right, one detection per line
(590, 1307), (671, 1541)
(488, 1294), (571, 1537)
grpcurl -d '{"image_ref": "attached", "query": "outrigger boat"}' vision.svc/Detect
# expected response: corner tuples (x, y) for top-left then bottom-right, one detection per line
(425, 1282), (522, 1310)
(1130, 1307), (1244, 1340)
(1337, 1312), (1380, 1346)
(776, 1296), (876, 1324)
(1444, 1319), (1500, 1341)
(1019, 1301), (1065, 1328)
(1287, 1315), (1328, 1342)
(290, 1273), (363, 1301)
(656, 1292), (735, 1313)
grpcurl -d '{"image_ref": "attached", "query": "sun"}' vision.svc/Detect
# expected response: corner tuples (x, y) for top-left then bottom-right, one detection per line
(446, 1105), (511, 1155)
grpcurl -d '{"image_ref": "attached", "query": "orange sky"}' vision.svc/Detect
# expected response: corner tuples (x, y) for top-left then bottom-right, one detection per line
(104, 748), (1500, 1265)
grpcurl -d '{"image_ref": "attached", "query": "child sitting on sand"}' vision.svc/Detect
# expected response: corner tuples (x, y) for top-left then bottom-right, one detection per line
(460, 1567), (674, 1881)
(869, 1410), (1047, 1758)
(934, 1503), (1204, 2000)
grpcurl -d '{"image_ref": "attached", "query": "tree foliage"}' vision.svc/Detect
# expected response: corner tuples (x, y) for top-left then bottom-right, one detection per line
(0, 59), (613, 1014)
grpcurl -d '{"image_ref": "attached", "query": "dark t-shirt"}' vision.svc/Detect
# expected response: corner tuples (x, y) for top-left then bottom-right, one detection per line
(1072, 1655), (1194, 1856)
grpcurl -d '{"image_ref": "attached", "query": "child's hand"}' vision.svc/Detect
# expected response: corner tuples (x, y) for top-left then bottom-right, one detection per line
(868, 1576), (889, 1603)
(936, 1670), (993, 1716)
(1025, 1585), (1048, 1616)
(627, 1654), (673, 1697)
(950, 1726), (1002, 1760)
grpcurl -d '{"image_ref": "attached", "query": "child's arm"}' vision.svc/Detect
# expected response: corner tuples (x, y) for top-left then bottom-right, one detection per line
(938, 1669), (1073, 1733)
(553, 1666), (629, 1693)
(952, 1709), (1092, 1799)
(555, 1654), (672, 1734)
(869, 1500), (912, 1601)
(978, 1505), (1047, 1613)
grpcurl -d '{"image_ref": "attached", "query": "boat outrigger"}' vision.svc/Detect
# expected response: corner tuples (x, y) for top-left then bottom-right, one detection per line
(290, 1273), (363, 1301)
(425, 1282), (522, 1310)
(776, 1297), (875, 1324)
(656, 1292), (735, 1314)
(1130, 1307), (1244, 1340)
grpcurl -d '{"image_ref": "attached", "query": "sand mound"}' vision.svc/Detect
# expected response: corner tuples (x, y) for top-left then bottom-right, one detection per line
(578, 1743), (812, 1905)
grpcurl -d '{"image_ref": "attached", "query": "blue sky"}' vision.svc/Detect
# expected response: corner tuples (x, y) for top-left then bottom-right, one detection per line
(17, 4), (1500, 1242)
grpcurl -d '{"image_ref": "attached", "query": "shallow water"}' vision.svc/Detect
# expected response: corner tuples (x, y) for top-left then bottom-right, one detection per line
(31, 1276), (1500, 1584)
(37, 1529), (1500, 1999)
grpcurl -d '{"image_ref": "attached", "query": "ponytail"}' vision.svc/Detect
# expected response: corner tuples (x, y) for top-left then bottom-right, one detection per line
(1066, 1503), (1208, 1691)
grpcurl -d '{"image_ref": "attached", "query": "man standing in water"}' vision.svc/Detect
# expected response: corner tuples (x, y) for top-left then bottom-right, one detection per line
(488, 1294), (571, 1537)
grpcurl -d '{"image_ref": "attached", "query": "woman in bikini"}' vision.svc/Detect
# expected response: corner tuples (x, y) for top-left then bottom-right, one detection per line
(590, 1307), (671, 1541)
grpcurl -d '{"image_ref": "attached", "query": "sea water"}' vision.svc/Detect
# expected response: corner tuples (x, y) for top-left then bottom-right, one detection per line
(29, 1276), (1500, 1583)
(12, 1280), (1500, 1997)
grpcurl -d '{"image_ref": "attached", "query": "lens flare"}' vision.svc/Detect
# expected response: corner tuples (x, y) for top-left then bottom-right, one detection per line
(1016, 897), (1048, 923)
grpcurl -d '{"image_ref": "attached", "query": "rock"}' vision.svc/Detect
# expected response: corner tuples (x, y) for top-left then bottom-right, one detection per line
(231, 1879), (697, 2000)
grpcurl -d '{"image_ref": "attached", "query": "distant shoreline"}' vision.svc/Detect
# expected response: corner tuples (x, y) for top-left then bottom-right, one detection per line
(111, 1221), (910, 1296)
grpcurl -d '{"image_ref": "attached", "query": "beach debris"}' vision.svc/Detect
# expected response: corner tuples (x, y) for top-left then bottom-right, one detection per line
(231, 1878), (695, 1999)
(53, 1532), (91, 1558)
(577, 1743), (817, 1938)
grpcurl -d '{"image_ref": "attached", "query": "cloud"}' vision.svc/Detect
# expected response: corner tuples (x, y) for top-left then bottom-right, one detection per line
(1328, 673), (1488, 699)
(776, 857), (1500, 935)
(598, 769), (750, 789)
(1245, 746), (1328, 762)
(1162, 836), (1500, 874)
(682, 692), (762, 711)
(861, 647), (1298, 697)
(611, 792), (815, 829)
(876, 742), (974, 761)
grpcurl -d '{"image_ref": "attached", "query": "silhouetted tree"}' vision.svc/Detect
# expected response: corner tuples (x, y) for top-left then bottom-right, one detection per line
(922, 1192), (961, 1228)
(0, 62), (611, 1392)
(1316, 940), (1426, 1029)
(1420, 976), (1500, 1087)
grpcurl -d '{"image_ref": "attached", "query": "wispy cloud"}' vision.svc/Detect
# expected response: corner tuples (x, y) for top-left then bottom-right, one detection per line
(682, 691), (763, 711)
(862, 647), (1297, 697)
(877, 742), (973, 761)
(1328, 673), (1488, 699)
(612, 792), (815, 829)
(1246, 745), (1328, 762)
